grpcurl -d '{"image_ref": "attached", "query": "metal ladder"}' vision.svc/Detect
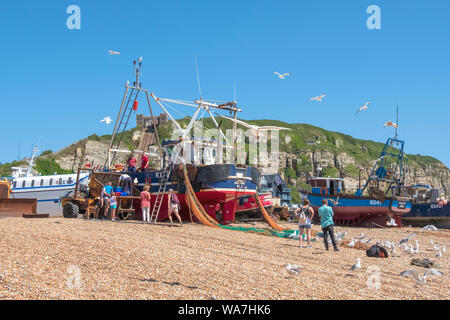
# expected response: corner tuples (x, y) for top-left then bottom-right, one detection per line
(110, 88), (140, 162)
(149, 165), (172, 223)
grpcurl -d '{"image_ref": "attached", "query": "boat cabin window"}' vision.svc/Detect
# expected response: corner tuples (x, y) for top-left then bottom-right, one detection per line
(59, 178), (63, 185)
(49, 179), (53, 186)
(68, 177), (73, 184)
(13, 181), (17, 188)
(31, 180), (35, 187)
(22, 180), (26, 188)
(40, 179), (44, 186)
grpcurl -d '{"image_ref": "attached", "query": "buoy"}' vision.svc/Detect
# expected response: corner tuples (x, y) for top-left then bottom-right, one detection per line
(320, 187), (328, 195)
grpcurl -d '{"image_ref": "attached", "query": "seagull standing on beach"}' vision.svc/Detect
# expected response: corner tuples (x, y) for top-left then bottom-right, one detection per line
(348, 238), (356, 248)
(400, 269), (443, 286)
(356, 102), (370, 114)
(310, 94), (326, 102)
(350, 258), (362, 271)
(108, 50), (120, 55)
(442, 245), (446, 253)
(436, 250), (442, 258)
(274, 72), (291, 79)
(100, 116), (113, 125)
(355, 233), (366, 240)
(285, 263), (300, 277)
(399, 233), (416, 246)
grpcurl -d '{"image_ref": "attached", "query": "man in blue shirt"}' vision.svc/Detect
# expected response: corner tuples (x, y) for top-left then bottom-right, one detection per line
(318, 199), (339, 251)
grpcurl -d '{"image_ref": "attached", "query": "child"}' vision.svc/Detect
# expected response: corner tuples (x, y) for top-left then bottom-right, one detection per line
(110, 196), (118, 221)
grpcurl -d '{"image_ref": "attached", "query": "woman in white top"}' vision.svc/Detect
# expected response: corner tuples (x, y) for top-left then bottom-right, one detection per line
(294, 199), (315, 248)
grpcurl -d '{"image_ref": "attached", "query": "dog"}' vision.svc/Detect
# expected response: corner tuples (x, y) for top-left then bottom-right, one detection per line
(85, 198), (101, 220)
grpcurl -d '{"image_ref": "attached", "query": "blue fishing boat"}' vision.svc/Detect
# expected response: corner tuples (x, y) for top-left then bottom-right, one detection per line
(401, 185), (450, 228)
(299, 136), (412, 227)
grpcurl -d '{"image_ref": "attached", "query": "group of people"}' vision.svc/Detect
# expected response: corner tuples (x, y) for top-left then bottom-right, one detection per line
(294, 199), (339, 251)
(126, 154), (149, 172)
(100, 178), (183, 225)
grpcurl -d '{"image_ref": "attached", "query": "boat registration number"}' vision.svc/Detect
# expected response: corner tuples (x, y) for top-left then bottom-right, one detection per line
(369, 200), (382, 206)
(398, 201), (406, 209)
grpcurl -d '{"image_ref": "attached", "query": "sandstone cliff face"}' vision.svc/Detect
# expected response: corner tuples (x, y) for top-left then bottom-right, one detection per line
(276, 150), (449, 195)
(55, 140), (128, 171)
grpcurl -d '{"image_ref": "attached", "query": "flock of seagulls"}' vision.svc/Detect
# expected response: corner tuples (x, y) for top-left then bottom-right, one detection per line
(400, 269), (443, 286)
(285, 229), (446, 289)
(272, 71), (399, 128)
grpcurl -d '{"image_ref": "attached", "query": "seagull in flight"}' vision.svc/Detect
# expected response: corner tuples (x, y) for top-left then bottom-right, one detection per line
(108, 50), (120, 55)
(310, 94), (326, 102)
(383, 121), (398, 128)
(356, 102), (371, 114)
(100, 116), (113, 125)
(274, 72), (291, 79)
(400, 269), (443, 286)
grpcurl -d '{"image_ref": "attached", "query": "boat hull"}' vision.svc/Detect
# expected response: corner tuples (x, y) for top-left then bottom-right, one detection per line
(299, 189), (411, 227)
(402, 203), (450, 228)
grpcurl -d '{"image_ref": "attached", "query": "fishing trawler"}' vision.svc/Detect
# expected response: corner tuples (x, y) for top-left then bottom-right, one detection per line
(401, 185), (449, 228)
(299, 136), (412, 227)
(67, 58), (276, 223)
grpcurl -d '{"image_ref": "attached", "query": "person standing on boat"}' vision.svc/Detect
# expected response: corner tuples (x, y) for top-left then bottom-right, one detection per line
(140, 185), (151, 223)
(167, 189), (183, 225)
(141, 154), (149, 172)
(318, 199), (339, 251)
(119, 173), (132, 195)
(127, 154), (137, 172)
(294, 199), (315, 248)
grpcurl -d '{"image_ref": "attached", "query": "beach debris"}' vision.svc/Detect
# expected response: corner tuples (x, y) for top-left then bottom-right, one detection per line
(349, 258), (362, 271)
(356, 102), (370, 113)
(383, 121), (398, 128)
(422, 225), (439, 231)
(436, 250), (442, 258)
(274, 72), (291, 79)
(310, 94), (326, 102)
(400, 269), (443, 286)
(411, 258), (437, 269)
(285, 263), (300, 277)
(100, 116), (113, 125)
(399, 233), (416, 246)
(391, 247), (397, 255)
(442, 245), (446, 253)
(108, 50), (120, 55)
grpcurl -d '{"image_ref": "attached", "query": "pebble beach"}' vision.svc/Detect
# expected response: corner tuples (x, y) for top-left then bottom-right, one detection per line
(0, 217), (448, 300)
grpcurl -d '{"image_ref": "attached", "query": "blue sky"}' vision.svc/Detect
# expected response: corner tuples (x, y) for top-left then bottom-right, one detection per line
(1, 0), (449, 167)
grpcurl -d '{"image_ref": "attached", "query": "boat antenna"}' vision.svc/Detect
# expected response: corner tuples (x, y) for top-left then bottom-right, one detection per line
(18, 140), (20, 161)
(233, 81), (237, 103)
(195, 58), (202, 99)
(395, 105), (399, 139)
